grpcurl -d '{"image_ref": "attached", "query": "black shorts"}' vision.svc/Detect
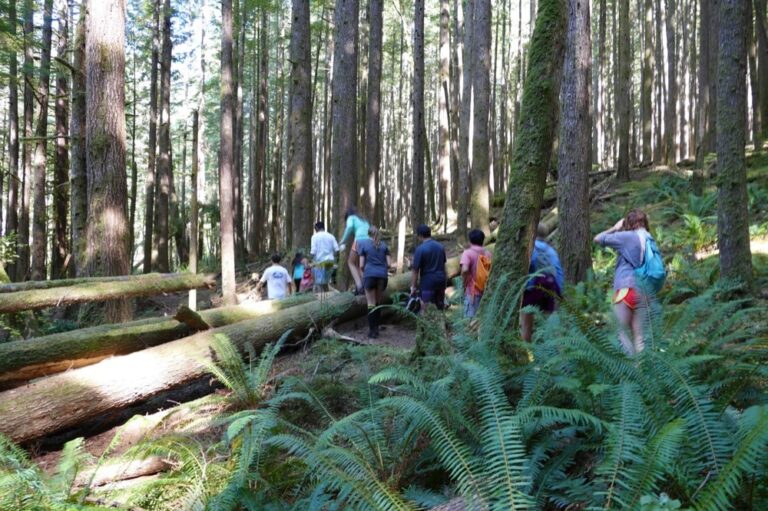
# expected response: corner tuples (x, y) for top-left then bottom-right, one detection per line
(364, 277), (388, 292)
(522, 275), (561, 313)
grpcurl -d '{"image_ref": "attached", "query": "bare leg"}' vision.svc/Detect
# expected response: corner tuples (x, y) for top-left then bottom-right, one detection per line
(348, 249), (363, 291)
(631, 304), (645, 353)
(613, 302), (635, 356)
(520, 312), (534, 342)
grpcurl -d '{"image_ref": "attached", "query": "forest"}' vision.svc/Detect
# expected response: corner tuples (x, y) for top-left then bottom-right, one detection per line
(0, 0), (767, 509)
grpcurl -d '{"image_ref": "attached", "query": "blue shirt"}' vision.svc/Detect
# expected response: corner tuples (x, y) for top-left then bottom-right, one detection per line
(413, 238), (447, 288)
(529, 239), (564, 292)
(596, 229), (647, 290)
(340, 215), (370, 245)
(357, 239), (390, 279)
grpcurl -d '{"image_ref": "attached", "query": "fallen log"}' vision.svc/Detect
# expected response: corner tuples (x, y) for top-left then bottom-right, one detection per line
(0, 273), (217, 314)
(0, 295), (316, 388)
(0, 254), (475, 443)
(0, 272), (203, 294)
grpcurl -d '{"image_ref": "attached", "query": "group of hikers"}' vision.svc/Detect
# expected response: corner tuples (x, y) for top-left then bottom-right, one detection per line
(256, 206), (662, 354)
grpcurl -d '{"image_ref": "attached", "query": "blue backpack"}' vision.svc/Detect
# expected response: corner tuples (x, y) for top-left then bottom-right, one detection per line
(635, 233), (666, 295)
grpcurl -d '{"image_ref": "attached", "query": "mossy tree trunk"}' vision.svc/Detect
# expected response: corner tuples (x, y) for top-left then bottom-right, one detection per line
(616, 0), (630, 181)
(457, 0), (475, 238)
(288, 0), (313, 249)
(557, 0), (592, 284)
(481, 0), (567, 303)
(52, 0), (70, 280)
(4, 0), (19, 273)
(84, 0), (132, 322)
(70, 6), (88, 277)
(716, 0), (752, 288)
(366, 0), (384, 226)
(412, 0), (426, 233)
(143, 0), (160, 273)
(155, 0), (172, 273)
(470, 0), (491, 235)
(641, 0), (653, 164)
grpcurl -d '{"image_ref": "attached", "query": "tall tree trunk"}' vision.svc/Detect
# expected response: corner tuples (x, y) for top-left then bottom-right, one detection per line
(716, 0), (752, 287)
(437, 0), (451, 231)
(70, 6), (87, 277)
(641, 0), (653, 164)
(4, 0), (19, 279)
(749, 0), (763, 150)
(270, 14), (286, 252)
(253, 10), (269, 255)
(196, 0), (207, 261)
(233, 3), (246, 263)
(449, 0), (461, 216)
(470, 0), (491, 234)
(18, 0), (34, 281)
(51, 0), (70, 279)
(189, 110), (199, 310)
(755, 0), (768, 138)
(143, 0), (160, 273)
(664, 0), (677, 164)
(128, 43), (138, 265)
(331, 0), (359, 228)
(458, 0), (475, 238)
(84, 0), (132, 322)
(557, 0), (592, 283)
(288, 0), (313, 249)
(30, 0), (54, 281)
(155, 0), (172, 273)
(366, 0), (383, 227)
(412, 0), (426, 234)
(616, 0), (631, 181)
(219, 0), (236, 305)
(483, 0), (566, 303)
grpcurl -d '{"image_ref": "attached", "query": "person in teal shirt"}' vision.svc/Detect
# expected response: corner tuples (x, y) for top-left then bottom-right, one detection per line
(339, 207), (370, 294)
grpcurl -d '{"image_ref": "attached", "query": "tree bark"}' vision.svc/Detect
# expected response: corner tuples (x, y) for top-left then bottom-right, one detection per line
(755, 0), (768, 137)
(482, 0), (566, 303)
(155, 0), (172, 273)
(219, 0), (236, 305)
(30, 0), (54, 281)
(470, 0), (491, 234)
(70, 5), (87, 277)
(4, 0), (19, 277)
(0, 254), (474, 443)
(457, 0), (475, 238)
(143, 0), (160, 273)
(716, 0), (752, 287)
(189, 111), (199, 310)
(52, 0), (70, 280)
(438, 0), (451, 230)
(557, 0), (592, 284)
(748, 0), (763, 150)
(0, 273), (215, 315)
(664, 0), (678, 165)
(641, 0), (653, 164)
(366, 0), (383, 227)
(616, 0), (631, 181)
(17, 0), (35, 281)
(412, 0), (426, 234)
(331, 0), (360, 226)
(0, 295), (314, 388)
(84, 0), (132, 322)
(288, 0), (313, 250)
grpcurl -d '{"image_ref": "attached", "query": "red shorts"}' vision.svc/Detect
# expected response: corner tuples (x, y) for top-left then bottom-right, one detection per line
(613, 288), (639, 309)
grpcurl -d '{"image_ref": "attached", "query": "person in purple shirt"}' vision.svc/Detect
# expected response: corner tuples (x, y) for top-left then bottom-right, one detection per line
(593, 209), (653, 355)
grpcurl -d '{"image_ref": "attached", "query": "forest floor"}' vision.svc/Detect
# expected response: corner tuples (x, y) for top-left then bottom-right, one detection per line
(23, 153), (768, 508)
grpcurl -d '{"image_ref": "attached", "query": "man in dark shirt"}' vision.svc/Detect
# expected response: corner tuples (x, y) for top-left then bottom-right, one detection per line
(410, 224), (447, 309)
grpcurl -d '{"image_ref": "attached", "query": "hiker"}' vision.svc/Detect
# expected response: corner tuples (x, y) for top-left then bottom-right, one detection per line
(460, 229), (492, 318)
(410, 224), (448, 309)
(291, 252), (305, 292)
(594, 209), (655, 355)
(257, 253), (294, 300)
(339, 207), (371, 294)
(358, 225), (392, 339)
(520, 223), (564, 342)
(299, 256), (314, 292)
(310, 221), (339, 292)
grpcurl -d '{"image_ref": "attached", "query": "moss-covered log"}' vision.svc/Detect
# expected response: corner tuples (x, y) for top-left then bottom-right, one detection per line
(483, 0), (567, 302)
(0, 273), (216, 314)
(0, 256), (473, 443)
(0, 272), (198, 294)
(0, 295), (316, 388)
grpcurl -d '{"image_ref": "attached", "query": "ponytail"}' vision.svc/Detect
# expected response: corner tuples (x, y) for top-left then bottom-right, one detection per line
(368, 225), (381, 249)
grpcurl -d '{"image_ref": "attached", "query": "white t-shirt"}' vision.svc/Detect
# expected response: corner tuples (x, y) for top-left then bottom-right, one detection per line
(260, 264), (291, 299)
(311, 230), (340, 263)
